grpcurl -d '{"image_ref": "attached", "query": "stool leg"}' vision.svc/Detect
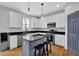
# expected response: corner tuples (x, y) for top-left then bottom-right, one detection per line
(34, 50), (37, 56)
(46, 44), (49, 56)
(39, 49), (41, 56)
(49, 43), (52, 53)
(42, 47), (45, 56)
(45, 45), (47, 55)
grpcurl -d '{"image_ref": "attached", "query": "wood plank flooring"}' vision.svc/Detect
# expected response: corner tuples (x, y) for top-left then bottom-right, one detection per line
(48, 45), (72, 56)
(0, 48), (22, 56)
(0, 45), (72, 56)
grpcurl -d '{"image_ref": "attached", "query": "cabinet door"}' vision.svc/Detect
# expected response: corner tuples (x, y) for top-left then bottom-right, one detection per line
(17, 35), (23, 46)
(55, 35), (65, 46)
(9, 11), (22, 28)
(55, 13), (65, 27)
(39, 17), (47, 28)
(32, 17), (38, 28)
(9, 35), (17, 49)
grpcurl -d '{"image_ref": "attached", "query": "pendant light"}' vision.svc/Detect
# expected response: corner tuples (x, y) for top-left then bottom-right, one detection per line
(27, 0), (30, 14)
(28, 2), (30, 12)
(41, 2), (44, 20)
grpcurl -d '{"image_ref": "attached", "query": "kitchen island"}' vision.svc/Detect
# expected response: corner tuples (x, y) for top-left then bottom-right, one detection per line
(22, 33), (47, 56)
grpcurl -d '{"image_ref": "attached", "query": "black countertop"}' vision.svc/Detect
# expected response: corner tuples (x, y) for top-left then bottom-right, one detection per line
(8, 31), (65, 35)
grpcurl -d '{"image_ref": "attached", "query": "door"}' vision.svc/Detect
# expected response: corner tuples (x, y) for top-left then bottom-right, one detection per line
(67, 15), (74, 53)
(67, 12), (79, 56)
(75, 17), (79, 56)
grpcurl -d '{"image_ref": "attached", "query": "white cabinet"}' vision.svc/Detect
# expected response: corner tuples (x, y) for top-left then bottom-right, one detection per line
(54, 13), (65, 27)
(30, 17), (47, 28)
(29, 18), (33, 28)
(9, 35), (17, 49)
(39, 17), (47, 28)
(30, 17), (39, 28)
(9, 11), (23, 28)
(55, 35), (65, 47)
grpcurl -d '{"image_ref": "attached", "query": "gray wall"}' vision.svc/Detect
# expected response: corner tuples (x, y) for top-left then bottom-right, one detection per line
(0, 6), (9, 32)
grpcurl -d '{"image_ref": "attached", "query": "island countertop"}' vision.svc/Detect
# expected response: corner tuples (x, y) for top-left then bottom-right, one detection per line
(22, 33), (47, 41)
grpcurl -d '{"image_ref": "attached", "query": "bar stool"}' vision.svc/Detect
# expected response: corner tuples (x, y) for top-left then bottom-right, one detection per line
(43, 41), (49, 56)
(42, 36), (49, 56)
(49, 30), (55, 53)
(48, 35), (53, 53)
(34, 44), (45, 56)
(43, 33), (54, 55)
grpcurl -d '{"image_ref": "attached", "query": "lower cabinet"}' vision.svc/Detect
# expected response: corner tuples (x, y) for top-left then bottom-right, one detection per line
(55, 34), (65, 47)
(9, 35), (23, 49)
(9, 35), (18, 49)
(0, 33), (23, 50)
(17, 35), (23, 47)
(0, 41), (8, 51)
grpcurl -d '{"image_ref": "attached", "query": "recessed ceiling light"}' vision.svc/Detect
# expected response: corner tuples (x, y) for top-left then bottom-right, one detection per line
(56, 4), (60, 7)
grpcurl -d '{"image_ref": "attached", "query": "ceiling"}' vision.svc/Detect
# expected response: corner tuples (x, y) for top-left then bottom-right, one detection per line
(0, 2), (69, 17)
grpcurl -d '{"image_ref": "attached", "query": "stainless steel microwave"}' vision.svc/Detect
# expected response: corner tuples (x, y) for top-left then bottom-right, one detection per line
(47, 22), (56, 28)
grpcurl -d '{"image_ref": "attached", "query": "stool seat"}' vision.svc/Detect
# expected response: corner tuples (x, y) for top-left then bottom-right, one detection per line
(43, 41), (48, 44)
(43, 40), (51, 44)
(34, 44), (44, 49)
(34, 44), (45, 56)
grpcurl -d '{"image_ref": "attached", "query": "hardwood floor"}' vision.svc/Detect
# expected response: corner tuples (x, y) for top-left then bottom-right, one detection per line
(0, 48), (22, 56)
(0, 45), (72, 56)
(48, 45), (72, 56)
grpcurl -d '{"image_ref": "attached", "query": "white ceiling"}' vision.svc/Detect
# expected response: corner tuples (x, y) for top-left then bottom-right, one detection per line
(0, 2), (68, 17)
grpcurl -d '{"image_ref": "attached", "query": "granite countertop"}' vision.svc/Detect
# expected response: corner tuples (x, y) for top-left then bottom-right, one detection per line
(22, 33), (47, 41)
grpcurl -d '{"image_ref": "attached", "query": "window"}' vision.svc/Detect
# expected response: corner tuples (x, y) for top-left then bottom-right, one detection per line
(22, 17), (29, 30)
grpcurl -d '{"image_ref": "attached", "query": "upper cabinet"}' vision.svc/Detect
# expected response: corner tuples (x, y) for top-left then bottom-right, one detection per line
(9, 11), (23, 28)
(29, 12), (65, 28)
(30, 17), (39, 28)
(38, 17), (47, 28)
(53, 12), (65, 27)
